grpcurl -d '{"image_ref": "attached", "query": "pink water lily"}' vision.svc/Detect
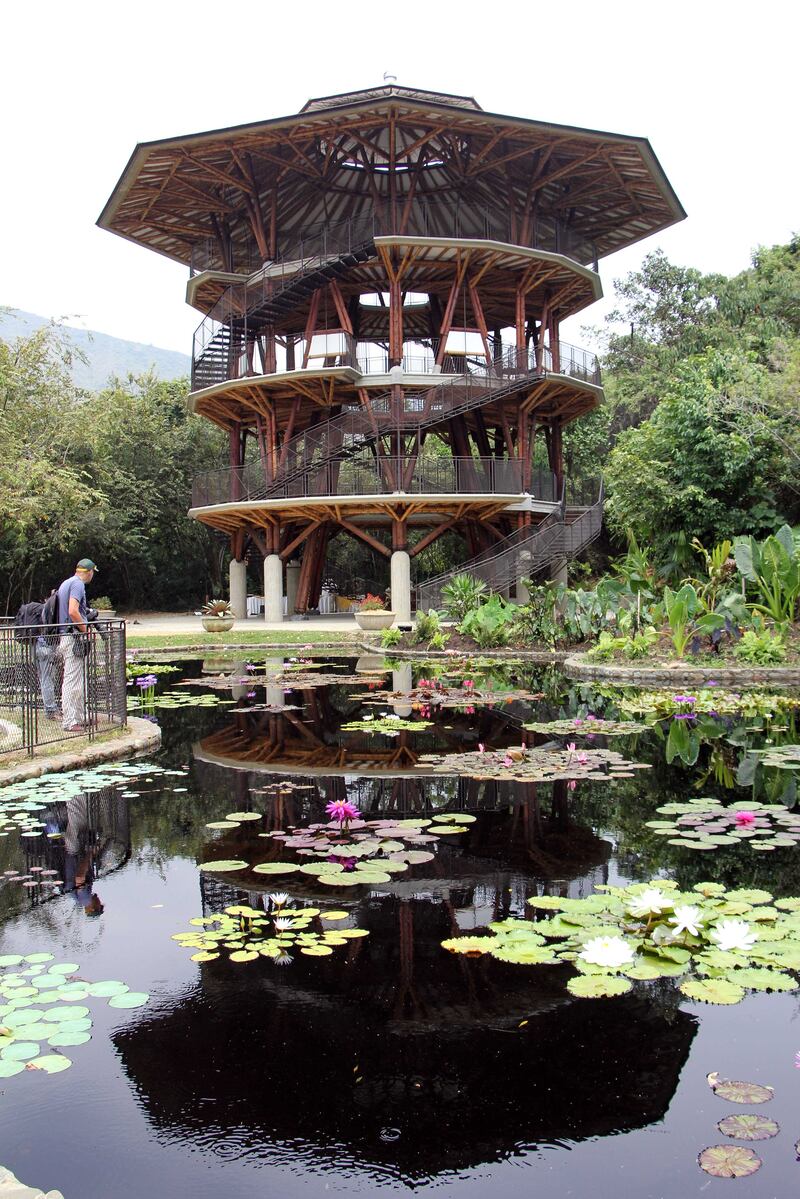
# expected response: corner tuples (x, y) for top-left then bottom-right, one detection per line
(734, 810), (756, 828)
(325, 799), (360, 824)
(477, 743), (485, 754)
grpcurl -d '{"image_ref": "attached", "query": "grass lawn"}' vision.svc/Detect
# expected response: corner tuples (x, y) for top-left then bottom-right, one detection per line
(126, 629), (360, 650)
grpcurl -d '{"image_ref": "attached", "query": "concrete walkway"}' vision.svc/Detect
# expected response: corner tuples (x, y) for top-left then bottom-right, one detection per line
(124, 611), (361, 636)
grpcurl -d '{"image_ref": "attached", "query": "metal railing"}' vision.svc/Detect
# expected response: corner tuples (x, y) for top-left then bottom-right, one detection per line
(416, 481), (604, 611)
(189, 200), (597, 276)
(190, 201), (600, 390)
(192, 455), (538, 509)
(191, 341), (598, 507)
(0, 621), (127, 756)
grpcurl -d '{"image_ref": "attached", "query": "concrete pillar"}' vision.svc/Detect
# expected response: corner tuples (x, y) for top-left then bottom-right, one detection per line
(549, 558), (568, 587)
(264, 554), (283, 623)
(390, 550), (411, 623)
(286, 560), (300, 616)
(229, 559), (247, 619)
(516, 549), (532, 605)
(392, 663), (414, 718)
(264, 655), (284, 707)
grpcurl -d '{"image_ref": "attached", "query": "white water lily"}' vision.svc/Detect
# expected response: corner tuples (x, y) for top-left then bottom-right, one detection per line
(669, 904), (704, 938)
(709, 918), (758, 953)
(579, 935), (636, 970)
(268, 892), (290, 908)
(627, 887), (673, 919)
(273, 917), (297, 932)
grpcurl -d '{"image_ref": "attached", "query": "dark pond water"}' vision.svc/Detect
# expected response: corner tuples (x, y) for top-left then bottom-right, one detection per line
(1, 654), (799, 1198)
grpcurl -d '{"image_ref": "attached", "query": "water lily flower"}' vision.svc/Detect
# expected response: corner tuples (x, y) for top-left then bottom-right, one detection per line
(463, 679), (474, 690)
(586, 714), (596, 722)
(268, 892), (290, 908)
(673, 695), (697, 705)
(579, 935), (635, 970)
(734, 810), (756, 828)
(627, 887), (673, 918)
(325, 799), (361, 824)
(669, 904), (704, 937)
(576, 750), (588, 766)
(465, 705), (475, 715)
(795, 1051), (800, 1069)
(274, 951), (294, 966)
(273, 917), (296, 932)
(567, 742), (577, 753)
(573, 717), (583, 726)
(709, 918), (758, 953)
(567, 780), (577, 791)
(477, 743), (485, 754)
(502, 756), (514, 767)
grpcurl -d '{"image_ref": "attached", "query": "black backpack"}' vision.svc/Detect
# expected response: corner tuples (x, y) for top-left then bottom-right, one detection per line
(14, 591), (60, 645)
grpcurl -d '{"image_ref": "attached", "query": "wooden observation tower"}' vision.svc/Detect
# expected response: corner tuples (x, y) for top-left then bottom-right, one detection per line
(99, 86), (684, 620)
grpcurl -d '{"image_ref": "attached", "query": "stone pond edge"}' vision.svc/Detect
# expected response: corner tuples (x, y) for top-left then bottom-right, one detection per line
(0, 716), (162, 788)
(563, 653), (800, 687)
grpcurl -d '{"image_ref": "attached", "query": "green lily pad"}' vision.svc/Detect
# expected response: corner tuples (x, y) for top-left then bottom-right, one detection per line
(300, 945), (333, 956)
(226, 812), (263, 821)
(252, 862), (300, 874)
(23, 953), (54, 964)
(717, 1114), (779, 1141)
(1, 1041), (39, 1061)
(680, 978), (745, 1004)
(490, 944), (560, 965)
(698, 1145), (761, 1178)
(0, 956), (23, 967)
(47, 963), (80, 976)
(726, 888), (773, 905)
(733, 968), (797, 992)
(229, 951), (259, 963)
(86, 981), (129, 998)
(199, 860), (249, 872)
(26, 1053), (72, 1074)
(0, 1059), (24, 1077)
(707, 1074), (774, 1103)
(47, 1031), (91, 1047)
(205, 821), (240, 830)
(107, 992), (149, 1009)
(441, 936), (490, 956)
(566, 974), (632, 998)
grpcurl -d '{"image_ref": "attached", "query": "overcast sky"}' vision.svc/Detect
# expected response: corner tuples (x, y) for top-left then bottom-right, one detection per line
(2, 0), (796, 355)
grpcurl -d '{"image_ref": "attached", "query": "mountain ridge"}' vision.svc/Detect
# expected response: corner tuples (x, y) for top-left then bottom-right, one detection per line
(0, 307), (191, 392)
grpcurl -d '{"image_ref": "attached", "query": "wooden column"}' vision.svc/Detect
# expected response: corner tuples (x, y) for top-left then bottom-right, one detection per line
(229, 422), (243, 502)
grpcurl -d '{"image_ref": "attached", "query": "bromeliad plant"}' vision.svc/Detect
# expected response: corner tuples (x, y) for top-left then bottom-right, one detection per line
(441, 880), (800, 1004)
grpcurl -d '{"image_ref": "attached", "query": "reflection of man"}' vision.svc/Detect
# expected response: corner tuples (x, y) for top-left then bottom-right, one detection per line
(63, 794), (104, 918)
(57, 558), (98, 732)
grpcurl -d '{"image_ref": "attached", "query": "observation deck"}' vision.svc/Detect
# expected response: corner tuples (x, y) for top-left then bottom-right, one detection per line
(99, 84), (684, 620)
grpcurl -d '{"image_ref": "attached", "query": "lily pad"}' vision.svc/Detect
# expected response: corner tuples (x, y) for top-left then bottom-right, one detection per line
(698, 1145), (761, 1178)
(441, 936), (490, 957)
(0, 1059), (24, 1077)
(707, 1074), (774, 1104)
(86, 981), (129, 998)
(47, 1031), (91, 1047)
(107, 992), (149, 1009)
(300, 945), (333, 956)
(1, 1041), (40, 1061)
(199, 859), (249, 873)
(252, 862), (300, 875)
(717, 1114), (779, 1141)
(680, 978), (745, 1004)
(26, 1053), (71, 1074)
(229, 951), (259, 963)
(566, 974), (632, 998)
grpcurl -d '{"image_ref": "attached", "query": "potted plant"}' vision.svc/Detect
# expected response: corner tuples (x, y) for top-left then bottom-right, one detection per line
(354, 593), (396, 632)
(92, 596), (116, 619)
(201, 599), (235, 633)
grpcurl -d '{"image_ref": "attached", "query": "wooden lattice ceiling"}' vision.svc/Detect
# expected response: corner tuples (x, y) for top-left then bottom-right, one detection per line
(99, 85), (685, 271)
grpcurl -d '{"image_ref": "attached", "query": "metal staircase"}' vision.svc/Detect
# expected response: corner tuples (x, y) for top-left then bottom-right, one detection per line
(416, 482), (604, 611)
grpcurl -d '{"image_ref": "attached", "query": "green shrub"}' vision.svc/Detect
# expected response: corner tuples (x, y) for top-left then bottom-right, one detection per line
(428, 630), (451, 651)
(413, 609), (441, 644)
(733, 629), (787, 665)
(459, 594), (513, 649)
(441, 574), (487, 623)
(380, 627), (403, 648)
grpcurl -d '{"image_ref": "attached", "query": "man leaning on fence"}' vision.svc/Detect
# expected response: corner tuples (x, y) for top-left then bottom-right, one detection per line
(57, 558), (98, 732)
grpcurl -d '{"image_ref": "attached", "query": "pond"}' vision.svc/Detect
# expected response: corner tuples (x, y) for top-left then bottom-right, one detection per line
(1, 654), (799, 1197)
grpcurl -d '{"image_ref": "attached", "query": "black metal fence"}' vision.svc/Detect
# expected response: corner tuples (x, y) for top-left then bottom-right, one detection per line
(0, 620), (127, 757)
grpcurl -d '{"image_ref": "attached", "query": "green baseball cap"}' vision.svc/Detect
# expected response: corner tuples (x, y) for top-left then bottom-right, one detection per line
(76, 558), (99, 571)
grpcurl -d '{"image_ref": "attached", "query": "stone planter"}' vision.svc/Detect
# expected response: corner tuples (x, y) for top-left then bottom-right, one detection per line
(95, 610), (116, 621)
(355, 610), (396, 632)
(201, 616), (235, 633)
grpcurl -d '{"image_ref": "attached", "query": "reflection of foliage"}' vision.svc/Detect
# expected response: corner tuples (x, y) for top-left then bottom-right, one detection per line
(341, 716), (433, 733)
(441, 879), (800, 1005)
(523, 716), (649, 737)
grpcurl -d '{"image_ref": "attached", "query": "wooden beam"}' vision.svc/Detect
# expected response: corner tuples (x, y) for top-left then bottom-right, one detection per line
(338, 517), (391, 558)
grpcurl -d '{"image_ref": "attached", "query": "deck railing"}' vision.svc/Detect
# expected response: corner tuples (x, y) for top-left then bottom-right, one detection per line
(191, 456), (560, 509)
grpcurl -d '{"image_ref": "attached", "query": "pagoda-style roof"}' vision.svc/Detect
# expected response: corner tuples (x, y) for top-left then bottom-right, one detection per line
(98, 85), (685, 271)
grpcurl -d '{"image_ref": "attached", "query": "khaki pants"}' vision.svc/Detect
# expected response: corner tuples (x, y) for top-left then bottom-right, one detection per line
(59, 634), (87, 728)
